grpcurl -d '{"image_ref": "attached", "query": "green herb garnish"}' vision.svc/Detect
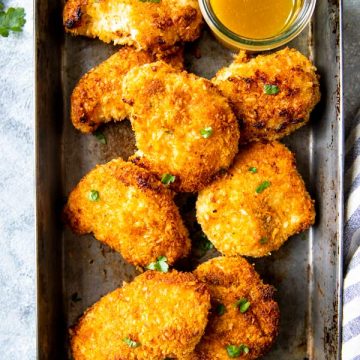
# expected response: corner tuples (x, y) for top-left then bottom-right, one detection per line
(89, 190), (100, 201)
(0, 3), (26, 37)
(234, 298), (251, 313)
(161, 174), (176, 185)
(123, 337), (141, 348)
(216, 303), (226, 316)
(263, 84), (279, 95)
(93, 130), (107, 144)
(194, 233), (214, 257)
(200, 126), (213, 139)
(226, 344), (249, 358)
(248, 167), (257, 173)
(260, 237), (268, 244)
(146, 256), (169, 272)
(256, 181), (271, 194)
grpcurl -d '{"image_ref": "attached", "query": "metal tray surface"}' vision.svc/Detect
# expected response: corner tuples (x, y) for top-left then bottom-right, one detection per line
(35, 1), (343, 359)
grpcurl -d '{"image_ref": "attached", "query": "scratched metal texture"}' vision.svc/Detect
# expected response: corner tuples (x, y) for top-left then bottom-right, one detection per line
(35, 0), (343, 358)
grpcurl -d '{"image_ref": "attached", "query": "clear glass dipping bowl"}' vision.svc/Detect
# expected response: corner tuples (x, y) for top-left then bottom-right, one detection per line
(198, 0), (317, 51)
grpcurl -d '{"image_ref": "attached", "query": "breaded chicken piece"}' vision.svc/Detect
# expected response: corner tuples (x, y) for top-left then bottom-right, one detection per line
(71, 270), (211, 360)
(71, 46), (184, 133)
(193, 257), (280, 360)
(196, 141), (315, 257)
(212, 48), (321, 143)
(63, 158), (190, 267)
(122, 61), (240, 193)
(63, 0), (203, 52)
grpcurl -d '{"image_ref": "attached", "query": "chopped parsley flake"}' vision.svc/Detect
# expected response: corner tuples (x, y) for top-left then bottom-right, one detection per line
(248, 167), (257, 173)
(93, 130), (107, 144)
(123, 337), (141, 348)
(200, 126), (213, 139)
(260, 237), (268, 244)
(216, 303), (226, 316)
(194, 233), (214, 258)
(161, 174), (176, 185)
(146, 256), (169, 272)
(89, 190), (99, 201)
(264, 84), (279, 95)
(234, 298), (251, 313)
(226, 344), (249, 357)
(256, 181), (271, 193)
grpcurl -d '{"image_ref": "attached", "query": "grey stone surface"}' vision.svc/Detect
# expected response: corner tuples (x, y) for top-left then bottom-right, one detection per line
(0, 0), (358, 359)
(0, 1), (35, 359)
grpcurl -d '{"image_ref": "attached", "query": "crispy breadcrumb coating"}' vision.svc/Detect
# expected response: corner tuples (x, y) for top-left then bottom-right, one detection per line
(122, 61), (240, 193)
(63, 0), (203, 52)
(193, 257), (280, 360)
(196, 141), (315, 257)
(70, 270), (211, 360)
(212, 48), (321, 143)
(71, 46), (184, 133)
(63, 158), (190, 267)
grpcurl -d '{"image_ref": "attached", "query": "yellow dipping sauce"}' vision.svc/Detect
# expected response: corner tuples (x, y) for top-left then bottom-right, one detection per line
(210, 0), (302, 39)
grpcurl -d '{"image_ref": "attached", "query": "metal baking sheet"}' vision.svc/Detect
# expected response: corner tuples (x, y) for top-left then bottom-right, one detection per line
(35, 0), (344, 358)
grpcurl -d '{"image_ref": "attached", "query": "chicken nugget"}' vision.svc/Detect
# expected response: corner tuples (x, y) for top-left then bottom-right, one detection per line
(122, 61), (240, 193)
(63, 158), (190, 267)
(71, 46), (184, 133)
(196, 141), (315, 257)
(71, 270), (211, 360)
(193, 257), (280, 360)
(63, 0), (203, 52)
(212, 48), (321, 143)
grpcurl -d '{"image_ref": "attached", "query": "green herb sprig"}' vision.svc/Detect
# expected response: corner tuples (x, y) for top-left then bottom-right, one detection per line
(146, 256), (169, 272)
(226, 344), (249, 357)
(234, 298), (251, 313)
(263, 84), (279, 95)
(256, 181), (271, 194)
(0, 2), (26, 37)
(123, 337), (141, 348)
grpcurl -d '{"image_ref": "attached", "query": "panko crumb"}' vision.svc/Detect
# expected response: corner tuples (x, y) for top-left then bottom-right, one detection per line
(193, 256), (280, 360)
(71, 46), (184, 133)
(63, 158), (190, 267)
(212, 48), (321, 143)
(71, 270), (211, 360)
(196, 141), (315, 257)
(63, 0), (203, 52)
(122, 61), (240, 193)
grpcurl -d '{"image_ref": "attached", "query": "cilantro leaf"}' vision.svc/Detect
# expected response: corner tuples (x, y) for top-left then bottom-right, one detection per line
(234, 298), (251, 313)
(123, 337), (141, 348)
(146, 256), (169, 272)
(263, 84), (279, 95)
(0, 6), (26, 37)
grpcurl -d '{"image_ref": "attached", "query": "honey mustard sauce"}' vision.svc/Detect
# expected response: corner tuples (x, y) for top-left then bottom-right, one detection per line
(210, 0), (303, 39)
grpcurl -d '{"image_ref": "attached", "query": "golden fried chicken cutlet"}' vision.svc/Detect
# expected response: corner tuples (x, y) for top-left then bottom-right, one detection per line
(122, 61), (240, 193)
(71, 46), (184, 133)
(212, 48), (321, 143)
(63, 158), (190, 267)
(63, 0), (203, 52)
(196, 141), (315, 257)
(193, 257), (280, 360)
(71, 270), (211, 360)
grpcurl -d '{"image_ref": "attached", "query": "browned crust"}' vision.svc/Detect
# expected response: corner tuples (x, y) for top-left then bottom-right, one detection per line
(63, 158), (191, 266)
(194, 257), (280, 360)
(212, 48), (321, 143)
(71, 46), (184, 133)
(70, 271), (211, 360)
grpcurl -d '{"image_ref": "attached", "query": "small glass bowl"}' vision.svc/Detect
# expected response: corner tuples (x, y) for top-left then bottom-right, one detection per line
(198, 0), (316, 51)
